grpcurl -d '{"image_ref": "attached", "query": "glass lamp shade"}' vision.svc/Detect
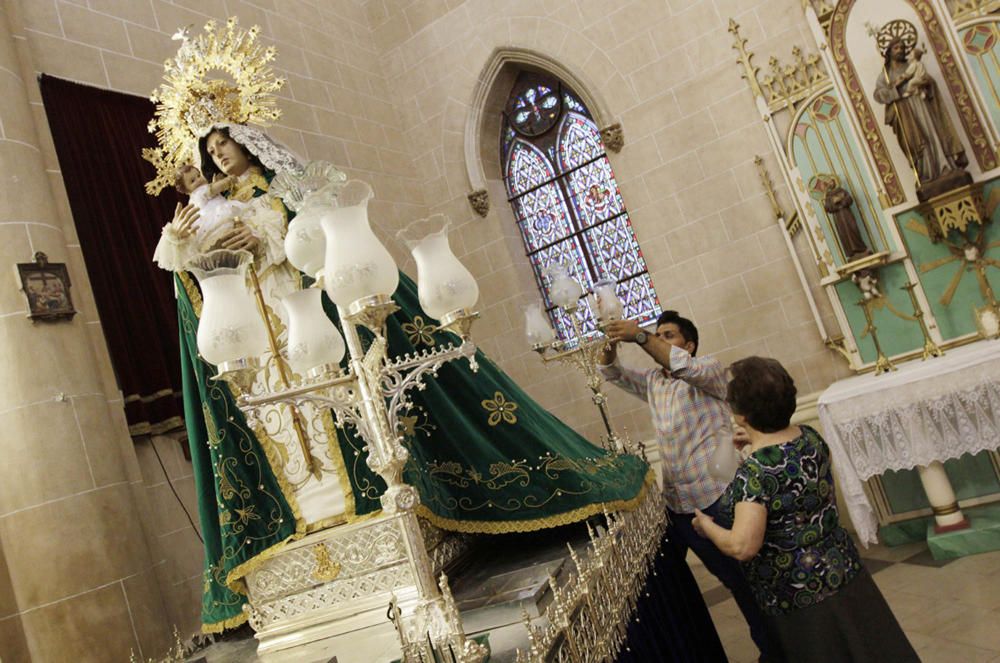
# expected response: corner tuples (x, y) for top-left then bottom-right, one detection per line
(281, 288), (345, 373)
(187, 250), (268, 366)
(593, 279), (623, 321)
(398, 214), (478, 320)
(547, 262), (583, 310)
(284, 185), (341, 278)
(320, 180), (398, 307)
(524, 302), (556, 346)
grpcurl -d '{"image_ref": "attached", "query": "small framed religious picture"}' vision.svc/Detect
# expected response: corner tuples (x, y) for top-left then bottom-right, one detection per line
(16, 252), (77, 322)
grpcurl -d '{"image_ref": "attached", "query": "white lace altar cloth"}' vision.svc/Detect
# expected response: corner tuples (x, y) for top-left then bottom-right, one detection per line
(818, 340), (1000, 545)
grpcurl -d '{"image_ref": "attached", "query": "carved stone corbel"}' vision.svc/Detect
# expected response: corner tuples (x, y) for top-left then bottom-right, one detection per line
(468, 189), (489, 218)
(599, 123), (624, 153)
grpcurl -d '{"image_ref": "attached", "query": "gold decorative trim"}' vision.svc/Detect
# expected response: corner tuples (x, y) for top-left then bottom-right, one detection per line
(922, 183), (987, 239)
(321, 409), (358, 519)
(310, 543), (342, 582)
(729, 20), (828, 112)
(201, 610), (249, 634)
(754, 155), (802, 236)
(730, 19), (763, 101)
(931, 501), (961, 515)
(948, 0), (1000, 24)
(804, 0), (837, 31)
(414, 468), (654, 535)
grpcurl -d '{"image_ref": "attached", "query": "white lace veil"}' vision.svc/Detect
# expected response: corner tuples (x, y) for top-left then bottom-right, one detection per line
(198, 123), (304, 176)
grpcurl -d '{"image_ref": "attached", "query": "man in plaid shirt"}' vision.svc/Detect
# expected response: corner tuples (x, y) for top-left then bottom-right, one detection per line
(601, 310), (775, 661)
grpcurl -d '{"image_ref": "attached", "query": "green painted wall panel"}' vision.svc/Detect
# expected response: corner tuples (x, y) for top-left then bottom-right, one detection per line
(834, 262), (925, 363)
(895, 179), (1000, 342)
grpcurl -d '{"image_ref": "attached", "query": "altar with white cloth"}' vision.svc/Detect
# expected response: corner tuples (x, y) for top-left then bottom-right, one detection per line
(818, 341), (1000, 552)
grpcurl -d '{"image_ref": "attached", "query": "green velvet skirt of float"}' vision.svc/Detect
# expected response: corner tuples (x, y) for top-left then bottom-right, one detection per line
(176, 270), (650, 632)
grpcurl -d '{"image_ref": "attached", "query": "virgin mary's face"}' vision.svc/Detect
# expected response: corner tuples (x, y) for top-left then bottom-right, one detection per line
(206, 131), (250, 176)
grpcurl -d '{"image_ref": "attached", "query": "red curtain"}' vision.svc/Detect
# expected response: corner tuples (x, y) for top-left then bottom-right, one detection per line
(40, 75), (184, 435)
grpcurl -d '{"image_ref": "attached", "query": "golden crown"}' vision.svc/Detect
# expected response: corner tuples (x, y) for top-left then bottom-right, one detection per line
(144, 17), (285, 194)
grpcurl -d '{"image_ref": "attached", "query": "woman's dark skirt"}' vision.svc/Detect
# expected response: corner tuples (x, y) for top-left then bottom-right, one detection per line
(768, 568), (919, 662)
(616, 534), (727, 662)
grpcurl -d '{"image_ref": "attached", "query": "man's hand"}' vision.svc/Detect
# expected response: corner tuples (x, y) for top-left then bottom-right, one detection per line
(604, 318), (642, 343)
(219, 221), (260, 252)
(172, 202), (200, 239)
(692, 508), (713, 538)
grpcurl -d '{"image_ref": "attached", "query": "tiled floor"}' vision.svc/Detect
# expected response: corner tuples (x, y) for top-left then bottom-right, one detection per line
(688, 542), (1000, 663)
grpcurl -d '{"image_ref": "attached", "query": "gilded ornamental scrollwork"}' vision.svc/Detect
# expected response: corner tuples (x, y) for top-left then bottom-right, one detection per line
(728, 20), (830, 113)
(946, 0), (1000, 22)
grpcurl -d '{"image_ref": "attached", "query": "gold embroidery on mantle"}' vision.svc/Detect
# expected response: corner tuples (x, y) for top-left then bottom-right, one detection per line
(481, 391), (518, 426)
(414, 468), (655, 535)
(402, 315), (436, 347)
(422, 452), (626, 517)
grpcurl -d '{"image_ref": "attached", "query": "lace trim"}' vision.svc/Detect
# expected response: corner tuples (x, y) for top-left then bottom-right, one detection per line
(214, 122), (304, 176)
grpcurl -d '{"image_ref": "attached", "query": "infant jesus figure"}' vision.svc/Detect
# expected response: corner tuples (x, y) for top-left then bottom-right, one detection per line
(903, 45), (931, 100)
(153, 164), (249, 271)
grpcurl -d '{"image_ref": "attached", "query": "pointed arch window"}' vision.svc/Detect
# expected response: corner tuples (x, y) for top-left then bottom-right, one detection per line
(501, 72), (660, 341)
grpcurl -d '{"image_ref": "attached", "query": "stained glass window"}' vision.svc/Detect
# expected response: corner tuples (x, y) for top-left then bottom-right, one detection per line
(501, 72), (660, 341)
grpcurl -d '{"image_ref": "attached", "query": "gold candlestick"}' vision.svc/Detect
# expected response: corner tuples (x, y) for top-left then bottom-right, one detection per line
(858, 298), (896, 375)
(901, 282), (943, 359)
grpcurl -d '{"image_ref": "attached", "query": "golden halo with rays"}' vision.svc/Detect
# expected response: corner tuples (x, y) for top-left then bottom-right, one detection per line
(875, 19), (918, 57)
(144, 17), (285, 195)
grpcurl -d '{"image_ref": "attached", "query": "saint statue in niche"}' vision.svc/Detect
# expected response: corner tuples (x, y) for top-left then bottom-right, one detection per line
(810, 174), (872, 262)
(870, 20), (969, 200)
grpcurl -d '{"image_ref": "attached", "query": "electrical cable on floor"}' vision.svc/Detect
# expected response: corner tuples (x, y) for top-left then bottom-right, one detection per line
(151, 439), (204, 544)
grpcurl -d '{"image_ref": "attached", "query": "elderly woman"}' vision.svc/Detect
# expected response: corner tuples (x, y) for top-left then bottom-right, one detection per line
(693, 357), (917, 662)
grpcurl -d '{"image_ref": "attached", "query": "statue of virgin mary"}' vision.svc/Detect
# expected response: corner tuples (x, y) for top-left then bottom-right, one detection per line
(152, 117), (652, 631)
(143, 26), (724, 662)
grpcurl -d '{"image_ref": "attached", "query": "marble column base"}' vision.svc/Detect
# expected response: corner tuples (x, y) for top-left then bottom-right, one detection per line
(926, 503), (1000, 560)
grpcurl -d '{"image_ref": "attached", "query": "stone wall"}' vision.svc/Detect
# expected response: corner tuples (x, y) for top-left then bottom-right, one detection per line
(365, 0), (851, 445)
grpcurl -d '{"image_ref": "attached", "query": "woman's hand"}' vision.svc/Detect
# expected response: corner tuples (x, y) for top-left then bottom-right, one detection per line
(172, 202), (200, 239)
(692, 508), (713, 538)
(219, 220), (260, 252)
